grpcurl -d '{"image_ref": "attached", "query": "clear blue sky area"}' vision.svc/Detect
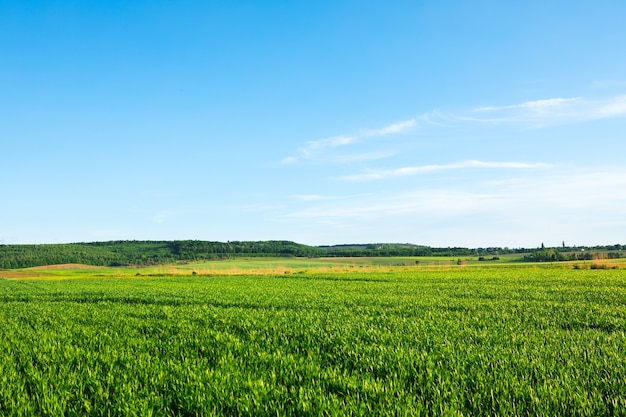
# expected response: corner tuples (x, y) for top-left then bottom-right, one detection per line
(2, 0), (625, 247)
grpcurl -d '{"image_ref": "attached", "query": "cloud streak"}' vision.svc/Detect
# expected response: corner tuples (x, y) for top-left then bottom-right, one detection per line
(282, 94), (626, 166)
(279, 166), (626, 246)
(303, 135), (357, 154)
(292, 194), (336, 202)
(154, 211), (173, 223)
(285, 95), (626, 165)
(364, 118), (417, 136)
(283, 135), (357, 163)
(283, 118), (417, 164)
(284, 189), (502, 221)
(341, 160), (551, 181)
(465, 95), (626, 126)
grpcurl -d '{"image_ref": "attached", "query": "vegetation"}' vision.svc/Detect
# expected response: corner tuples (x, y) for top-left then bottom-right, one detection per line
(0, 240), (327, 269)
(318, 243), (524, 257)
(0, 266), (625, 415)
(525, 245), (624, 263)
(2, 240), (622, 270)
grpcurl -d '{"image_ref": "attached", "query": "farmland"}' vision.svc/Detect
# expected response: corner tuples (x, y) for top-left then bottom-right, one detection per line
(1, 262), (626, 415)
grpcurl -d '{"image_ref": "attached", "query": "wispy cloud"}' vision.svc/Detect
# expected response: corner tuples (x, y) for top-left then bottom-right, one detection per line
(474, 97), (579, 113)
(283, 135), (357, 163)
(284, 118), (416, 164)
(292, 194), (337, 202)
(341, 160), (551, 181)
(331, 151), (396, 164)
(280, 156), (298, 165)
(364, 118), (417, 136)
(283, 189), (501, 221)
(291, 193), (368, 202)
(238, 203), (284, 213)
(153, 211), (173, 223)
(597, 96), (626, 118)
(590, 79), (626, 89)
(286, 95), (626, 164)
(279, 166), (626, 246)
(303, 135), (357, 154)
(465, 95), (626, 126)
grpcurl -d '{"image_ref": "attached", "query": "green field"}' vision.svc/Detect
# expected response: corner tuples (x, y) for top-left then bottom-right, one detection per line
(1, 263), (625, 415)
(5, 252), (618, 281)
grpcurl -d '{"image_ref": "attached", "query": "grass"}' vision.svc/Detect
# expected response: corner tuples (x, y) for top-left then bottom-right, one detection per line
(5, 252), (610, 281)
(1, 264), (626, 415)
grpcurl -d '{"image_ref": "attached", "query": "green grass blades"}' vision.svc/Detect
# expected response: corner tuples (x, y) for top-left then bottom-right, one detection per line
(1, 269), (625, 415)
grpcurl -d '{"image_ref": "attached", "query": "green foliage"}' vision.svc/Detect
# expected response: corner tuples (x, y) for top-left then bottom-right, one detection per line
(0, 241), (327, 269)
(478, 256), (500, 261)
(525, 248), (567, 262)
(525, 249), (624, 263)
(1, 269), (625, 415)
(319, 243), (522, 258)
(0, 241), (623, 269)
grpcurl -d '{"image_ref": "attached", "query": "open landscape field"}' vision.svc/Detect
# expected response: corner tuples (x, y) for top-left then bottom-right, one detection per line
(1, 260), (625, 415)
(2, 252), (624, 280)
(5, 1), (626, 415)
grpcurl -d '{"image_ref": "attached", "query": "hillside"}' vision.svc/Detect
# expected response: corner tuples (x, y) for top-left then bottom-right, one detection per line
(0, 240), (325, 269)
(1, 240), (623, 269)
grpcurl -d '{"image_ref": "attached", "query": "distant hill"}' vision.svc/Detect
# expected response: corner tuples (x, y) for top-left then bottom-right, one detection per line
(0, 240), (324, 269)
(0, 240), (623, 269)
(317, 243), (527, 257)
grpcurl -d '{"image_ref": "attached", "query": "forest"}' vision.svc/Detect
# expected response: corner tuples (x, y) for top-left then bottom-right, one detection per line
(0, 240), (623, 269)
(0, 241), (325, 269)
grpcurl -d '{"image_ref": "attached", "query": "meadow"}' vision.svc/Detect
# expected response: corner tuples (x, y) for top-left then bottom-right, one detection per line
(1, 260), (625, 415)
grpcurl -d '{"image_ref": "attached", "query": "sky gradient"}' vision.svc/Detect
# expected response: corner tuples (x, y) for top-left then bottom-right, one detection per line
(2, 0), (626, 247)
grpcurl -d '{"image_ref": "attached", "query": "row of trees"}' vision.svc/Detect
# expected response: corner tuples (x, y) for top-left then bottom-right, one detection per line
(2, 240), (623, 269)
(524, 248), (624, 262)
(319, 244), (525, 258)
(1, 241), (511, 268)
(172, 240), (327, 259)
(0, 240), (328, 269)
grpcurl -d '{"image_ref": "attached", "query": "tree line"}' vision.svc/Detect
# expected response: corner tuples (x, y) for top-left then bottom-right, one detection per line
(0, 240), (623, 269)
(0, 240), (328, 269)
(524, 248), (624, 262)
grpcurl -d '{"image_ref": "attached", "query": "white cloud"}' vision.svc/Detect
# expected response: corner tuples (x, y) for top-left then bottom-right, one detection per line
(594, 95), (626, 118)
(292, 194), (335, 202)
(466, 95), (626, 126)
(304, 135), (356, 152)
(238, 204), (284, 212)
(474, 98), (579, 112)
(297, 135), (357, 160)
(280, 94), (626, 174)
(281, 156), (298, 165)
(341, 160), (551, 181)
(331, 151), (396, 164)
(590, 80), (626, 89)
(154, 211), (173, 223)
(365, 118), (417, 136)
(284, 118), (417, 164)
(291, 193), (368, 202)
(284, 189), (502, 221)
(273, 92), (626, 245)
(279, 166), (626, 247)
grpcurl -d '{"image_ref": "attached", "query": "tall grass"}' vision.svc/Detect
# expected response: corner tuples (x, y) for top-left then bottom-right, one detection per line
(0, 268), (625, 415)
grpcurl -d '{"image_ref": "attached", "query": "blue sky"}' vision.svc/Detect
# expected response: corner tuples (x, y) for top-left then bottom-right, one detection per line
(2, 0), (626, 247)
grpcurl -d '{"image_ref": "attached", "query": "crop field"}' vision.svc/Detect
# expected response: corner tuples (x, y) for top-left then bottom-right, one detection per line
(1, 264), (626, 415)
(5, 252), (620, 281)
